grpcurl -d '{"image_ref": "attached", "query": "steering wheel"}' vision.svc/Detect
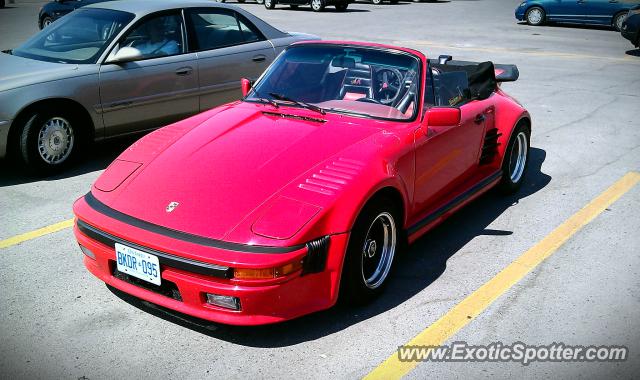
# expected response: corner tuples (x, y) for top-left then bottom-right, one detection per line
(375, 68), (403, 105)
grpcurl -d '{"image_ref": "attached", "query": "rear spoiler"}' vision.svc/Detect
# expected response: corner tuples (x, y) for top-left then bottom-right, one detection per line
(429, 56), (520, 82)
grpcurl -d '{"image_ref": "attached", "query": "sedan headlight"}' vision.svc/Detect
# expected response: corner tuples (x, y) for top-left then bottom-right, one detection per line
(520, 1), (527, 7)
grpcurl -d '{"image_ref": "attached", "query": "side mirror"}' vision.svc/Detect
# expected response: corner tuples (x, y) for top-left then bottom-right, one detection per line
(105, 47), (143, 64)
(241, 78), (253, 97)
(426, 107), (461, 127)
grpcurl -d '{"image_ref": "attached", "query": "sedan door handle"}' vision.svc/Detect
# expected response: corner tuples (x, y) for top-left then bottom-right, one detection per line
(474, 114), (486, 124)
(252, 55), (267, 62)
(175, 67), (193, 76)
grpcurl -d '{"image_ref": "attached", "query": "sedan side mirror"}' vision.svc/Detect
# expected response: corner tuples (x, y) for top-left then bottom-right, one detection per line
(426, 107), (461, 126)
(105, 47), (143, 64)
(241, 78), (253, 97)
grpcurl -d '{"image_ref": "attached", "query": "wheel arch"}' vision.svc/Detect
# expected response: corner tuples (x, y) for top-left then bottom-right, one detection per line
(498, 114), (531, 168)
(7, 98), (95, 158)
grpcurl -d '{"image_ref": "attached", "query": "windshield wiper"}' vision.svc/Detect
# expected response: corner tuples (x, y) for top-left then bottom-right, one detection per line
(250, 90), (279, 108)
(268, 92), (325, 115)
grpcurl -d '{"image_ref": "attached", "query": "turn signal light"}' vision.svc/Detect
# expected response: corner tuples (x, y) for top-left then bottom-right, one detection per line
(234, 259), (303, 280)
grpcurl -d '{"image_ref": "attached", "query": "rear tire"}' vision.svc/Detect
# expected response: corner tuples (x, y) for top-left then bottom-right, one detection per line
(40, 16), (53, 29)
(372, 0), (383, 4)
(0, 0), (6, 9)
(340, 196), (400, 304)
(256, 0), (265, 3)
(499, 123), (530, 193)
(264, 0), (276, 9)
(525, 6), (545, 26)
(613, 12), (626, 32)
(18, 108), (85, 175)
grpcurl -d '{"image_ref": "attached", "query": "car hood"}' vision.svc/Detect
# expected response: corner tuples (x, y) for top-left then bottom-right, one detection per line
(97, 104), (381, 242)
(0, 52), (87, 92)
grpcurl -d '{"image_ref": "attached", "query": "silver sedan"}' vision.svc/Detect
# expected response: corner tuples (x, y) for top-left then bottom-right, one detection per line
(0, 0), (318, 173)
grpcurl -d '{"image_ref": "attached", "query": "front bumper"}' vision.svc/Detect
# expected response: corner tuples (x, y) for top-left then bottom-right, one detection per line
(73, 195), (349, 325)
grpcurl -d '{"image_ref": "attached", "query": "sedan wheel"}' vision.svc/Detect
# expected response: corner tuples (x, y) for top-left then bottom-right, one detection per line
(41, 16), (53, 29)
(264, 0), (275, 9)
(525, 6), (545, 26)
(256, 0), (264, 3)
(19, 109), (82, 174)
(372, 0), (383, 4)
(613, 12), (626, 32)
(311, 0), (325, 11)
(340, 196), (400, 303)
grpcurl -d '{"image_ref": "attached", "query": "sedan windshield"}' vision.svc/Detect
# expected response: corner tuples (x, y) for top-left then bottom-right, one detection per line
(246, 45), (422, 121)
(13, 8), (134, 64)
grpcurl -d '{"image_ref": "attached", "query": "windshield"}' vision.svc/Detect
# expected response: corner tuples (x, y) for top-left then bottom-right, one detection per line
(246, 45), (422, 121)
(13, 8), (134, 64)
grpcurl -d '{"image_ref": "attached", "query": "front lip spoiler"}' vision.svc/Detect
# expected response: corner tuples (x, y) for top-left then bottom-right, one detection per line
(83, 192), (307, 254)
(77, 219), (234, 279)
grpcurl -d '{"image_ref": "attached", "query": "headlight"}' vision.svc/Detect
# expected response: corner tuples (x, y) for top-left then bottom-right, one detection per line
(520, 1), (527, 7)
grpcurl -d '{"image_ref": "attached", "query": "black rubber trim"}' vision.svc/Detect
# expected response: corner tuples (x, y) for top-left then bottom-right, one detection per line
(78, 219), (234, 279)
(83, 192), (306, 254)
(407, 171), (502, 236)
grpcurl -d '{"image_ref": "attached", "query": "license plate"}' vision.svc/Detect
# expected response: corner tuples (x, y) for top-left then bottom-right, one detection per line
(115, 243), (161, 286)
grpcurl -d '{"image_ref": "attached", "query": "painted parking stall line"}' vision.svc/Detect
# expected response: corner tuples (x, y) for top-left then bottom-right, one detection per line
(364, 171), (640, 380)
(0, 218), (74, 249)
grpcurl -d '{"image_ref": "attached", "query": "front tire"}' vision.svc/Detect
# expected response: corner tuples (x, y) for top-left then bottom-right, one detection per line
(19, 108), (83, 174)
(372, 0), (383, 4)
(499, 123), (530, 193)
(340, 197), (400, 304)
(40, 16), (53, 29)
(525, 6), (545, 26)
(264, 0), (276, 9)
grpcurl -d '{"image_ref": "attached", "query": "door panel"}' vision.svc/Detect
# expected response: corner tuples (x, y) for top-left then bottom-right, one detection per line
(99, 11), (199, 137)
(546, 0), (587, 22)
(99, 54), (200, 136)
(585, 0), (625, 24)
(185, 8), (275, 111)
(413, 101), (488, 214)
(196, 41), (275, 110)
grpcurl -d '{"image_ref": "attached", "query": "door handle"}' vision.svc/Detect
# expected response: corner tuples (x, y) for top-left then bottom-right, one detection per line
(252, 55), (267, 62)
(175, 67), (193, 76)
(474, 114), (486, 124)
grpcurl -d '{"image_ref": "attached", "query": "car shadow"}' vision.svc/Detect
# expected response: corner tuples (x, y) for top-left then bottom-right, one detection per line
(0, 136), (139, 187)
(625, 48), (640, 57)
(109, 147), (552, 347)
(517, 21), (616, 31)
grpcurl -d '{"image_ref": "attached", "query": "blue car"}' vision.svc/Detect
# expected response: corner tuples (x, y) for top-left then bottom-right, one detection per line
(38, 0), (114, 29)
(515, 0), (640, 31)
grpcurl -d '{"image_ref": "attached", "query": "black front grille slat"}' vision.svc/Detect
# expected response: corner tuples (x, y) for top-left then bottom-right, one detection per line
(111, 264), (182, 302)
(77, 220), (233, 279)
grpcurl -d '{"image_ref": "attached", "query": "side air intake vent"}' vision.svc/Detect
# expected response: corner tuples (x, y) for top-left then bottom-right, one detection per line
(302, 236), (330, 275)
(480, 128), (502, 165)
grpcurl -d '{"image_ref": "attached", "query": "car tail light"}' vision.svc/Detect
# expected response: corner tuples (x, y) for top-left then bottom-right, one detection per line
(234, 259), (303, 280)
(205, 293), (241, 310)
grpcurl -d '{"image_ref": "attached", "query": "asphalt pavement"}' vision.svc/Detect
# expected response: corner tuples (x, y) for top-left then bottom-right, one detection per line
(0, 0), (639, 379)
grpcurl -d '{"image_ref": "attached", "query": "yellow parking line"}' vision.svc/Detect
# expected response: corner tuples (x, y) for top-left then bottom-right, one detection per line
(364, 171), (640, 380)
(0, 218), (74, 249)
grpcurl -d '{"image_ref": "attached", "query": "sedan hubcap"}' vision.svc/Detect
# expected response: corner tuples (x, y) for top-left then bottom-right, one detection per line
(312, 0), (321, 9)
(37, 117), (74, 165)
(528, 9), (542, 24)
(509, 131), (528, 183)
(361, 212), (396, 289)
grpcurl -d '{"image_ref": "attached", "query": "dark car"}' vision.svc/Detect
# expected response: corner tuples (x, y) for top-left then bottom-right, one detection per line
(621, 5), (640, 46)
(38, 0), (114, 29)
(263, 0), (350, 12)
(515, 0), (640, 31)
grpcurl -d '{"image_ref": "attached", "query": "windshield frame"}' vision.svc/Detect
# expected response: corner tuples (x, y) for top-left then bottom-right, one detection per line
(245, 43), (424, 123)
(12, 8), (135, 64)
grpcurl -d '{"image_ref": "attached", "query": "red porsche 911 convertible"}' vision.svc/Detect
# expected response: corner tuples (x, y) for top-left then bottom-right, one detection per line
(73, 41), (531, 325)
